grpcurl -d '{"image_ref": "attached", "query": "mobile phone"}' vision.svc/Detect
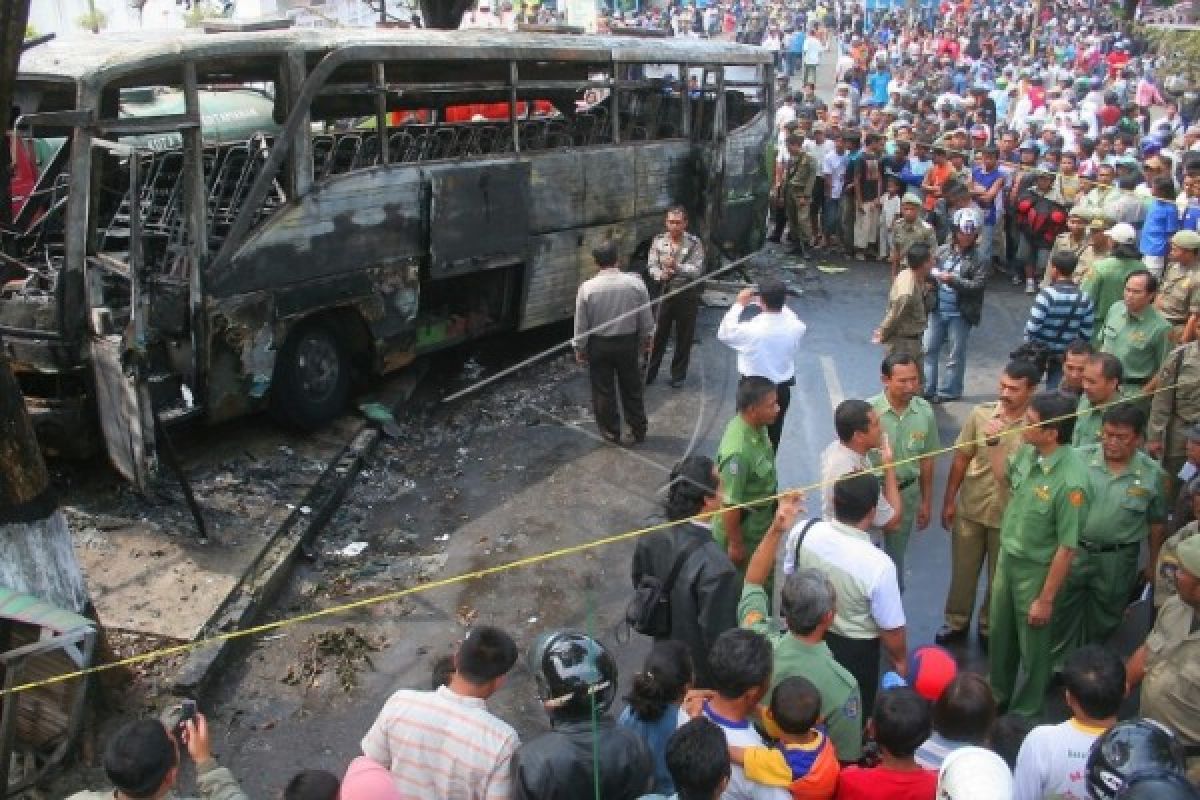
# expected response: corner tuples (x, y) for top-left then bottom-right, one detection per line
(177, 699), (197, 737)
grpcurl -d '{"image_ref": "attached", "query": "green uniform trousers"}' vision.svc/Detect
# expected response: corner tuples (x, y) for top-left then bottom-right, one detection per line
(989, 552), (1058, 717)
(1052, 545), (1140, 665)
(884, 483), (920, 592)
(944, 517), (1002, 635)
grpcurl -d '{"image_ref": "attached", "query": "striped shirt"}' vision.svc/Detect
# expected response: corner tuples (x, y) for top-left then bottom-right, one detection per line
(1024, 283), (1095, 353)
(361, 685), (519, 800)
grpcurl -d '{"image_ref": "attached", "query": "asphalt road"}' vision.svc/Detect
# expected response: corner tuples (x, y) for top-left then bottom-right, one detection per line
(180, 249), (1045, 797)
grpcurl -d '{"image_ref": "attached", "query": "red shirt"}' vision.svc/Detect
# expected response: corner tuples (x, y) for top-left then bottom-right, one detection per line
(834, 766), (937, 800)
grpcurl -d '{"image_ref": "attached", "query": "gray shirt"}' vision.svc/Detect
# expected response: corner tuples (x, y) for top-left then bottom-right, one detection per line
(573, 269), (655, 351)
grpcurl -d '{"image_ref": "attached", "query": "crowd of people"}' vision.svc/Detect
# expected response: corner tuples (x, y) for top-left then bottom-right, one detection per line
(62, 0), (1200, 798)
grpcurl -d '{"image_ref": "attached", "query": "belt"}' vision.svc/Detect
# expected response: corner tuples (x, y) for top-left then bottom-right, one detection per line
(1080, 540), (1140, 554)
(1124, 376), (1150, 387)
(738, 375), (796, 387)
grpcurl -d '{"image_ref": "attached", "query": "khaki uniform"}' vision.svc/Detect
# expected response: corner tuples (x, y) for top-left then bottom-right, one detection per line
(870, 393), (940, 589)
(889, 217), (937, 269)
(990, 443), (1090, 717)
(785, 150), (818, 249)
(1041, 232), (1089, 286)
(878, 267), (928, 361)
(1149, 342), (1200, 481)
(1074, 244), (1107, 287)
(1054, 445), (1166, 661)
(1139, 594), (1200, 781)
(1156, 259), (1200, 340)
(943, 403), (1025, 636)
(1154, 522), (1199, 607)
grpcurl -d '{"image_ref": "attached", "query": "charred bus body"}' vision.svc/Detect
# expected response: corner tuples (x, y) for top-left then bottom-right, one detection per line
(1, 29), (772, 489)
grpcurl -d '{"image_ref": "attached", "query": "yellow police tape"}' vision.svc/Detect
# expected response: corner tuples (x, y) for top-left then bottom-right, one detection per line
(0, 373), (1193, 698)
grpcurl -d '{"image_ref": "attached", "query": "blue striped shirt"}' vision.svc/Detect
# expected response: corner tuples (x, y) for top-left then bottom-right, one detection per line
(1024, 283), (1095, 352)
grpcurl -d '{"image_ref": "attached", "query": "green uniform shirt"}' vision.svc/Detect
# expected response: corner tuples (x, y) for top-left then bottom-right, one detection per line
(713, 415), (778, 554)
(1082, 256), (1144, 325)
(1071, 388), (1135, 448)
(1096, 302), (1172, 385)
(1001, 444), (1090, 564)
(869, 392), (940, 489)
(1077, 444), (1167, 546)
(737, 584), (863, 762)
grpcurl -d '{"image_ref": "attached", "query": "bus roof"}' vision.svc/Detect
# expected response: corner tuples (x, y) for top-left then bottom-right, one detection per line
(18, 28), (772, 85)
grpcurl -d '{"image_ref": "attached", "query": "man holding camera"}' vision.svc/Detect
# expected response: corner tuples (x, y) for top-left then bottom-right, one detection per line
(68, 707), (248, 800)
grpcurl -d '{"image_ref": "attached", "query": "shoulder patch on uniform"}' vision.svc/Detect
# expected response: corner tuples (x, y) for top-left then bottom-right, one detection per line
(844, 696), (859, 720)
(1069, 489), (1085, 507)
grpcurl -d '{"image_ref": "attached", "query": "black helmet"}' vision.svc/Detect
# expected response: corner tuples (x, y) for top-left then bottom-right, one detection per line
(529, 631), (617, 718)
(1087, 719), (1188, 800)
(1115, 771), (1200, 800)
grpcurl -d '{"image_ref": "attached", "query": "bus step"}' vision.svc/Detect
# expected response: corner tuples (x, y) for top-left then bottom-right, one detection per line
(158, 405), (205, 426)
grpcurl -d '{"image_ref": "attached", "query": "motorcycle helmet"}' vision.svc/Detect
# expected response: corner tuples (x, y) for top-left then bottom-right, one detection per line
(951, 207), (983, 235)
(1115, 771), (1200, 800)
(528, 631), (618, 718)
(1086, 719), (1188, 800)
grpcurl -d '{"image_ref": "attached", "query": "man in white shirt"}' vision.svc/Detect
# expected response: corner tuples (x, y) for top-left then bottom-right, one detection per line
(802, 28), (825, 86)
(786, 472), (908, 716)
(1012, 644), (1124, 800)
(818, 398), (902, 534)
(361, 626), (520, 800)
(717, 281), (807, 450)
(702, 628), (792, 800)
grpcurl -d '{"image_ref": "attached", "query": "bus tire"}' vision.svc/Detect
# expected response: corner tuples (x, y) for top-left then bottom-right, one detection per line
(270, 319), (350, 431)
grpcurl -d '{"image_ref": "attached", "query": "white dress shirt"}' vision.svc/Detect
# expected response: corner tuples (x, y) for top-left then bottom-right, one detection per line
(716, 301), (806, 383)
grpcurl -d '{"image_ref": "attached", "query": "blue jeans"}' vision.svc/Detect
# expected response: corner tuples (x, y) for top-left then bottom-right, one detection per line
(978, 223), (995, 271)
(924, 313), (970, 399)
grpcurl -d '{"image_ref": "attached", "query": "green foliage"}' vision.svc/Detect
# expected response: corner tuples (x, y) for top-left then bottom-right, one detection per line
(183, 1), (226, 27)
(1139, 26), (1200, 86)
(76, 8), (107, 32)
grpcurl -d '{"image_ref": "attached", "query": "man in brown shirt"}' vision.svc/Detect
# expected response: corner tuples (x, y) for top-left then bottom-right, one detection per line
(573, 240), (655, 444)
(936, 360), (1040, 646)
(874, 242), (933, 364)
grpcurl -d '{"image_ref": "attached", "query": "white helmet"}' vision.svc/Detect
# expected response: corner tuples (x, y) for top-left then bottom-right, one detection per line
(937, 747), (1014, 800)
(952, 207), (983, 235)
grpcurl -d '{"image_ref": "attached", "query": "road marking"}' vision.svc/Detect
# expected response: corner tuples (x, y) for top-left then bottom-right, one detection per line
(820, 354), (845, 409)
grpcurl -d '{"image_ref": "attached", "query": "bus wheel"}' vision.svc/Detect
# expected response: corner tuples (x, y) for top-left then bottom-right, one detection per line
(270, 320), (350, 430)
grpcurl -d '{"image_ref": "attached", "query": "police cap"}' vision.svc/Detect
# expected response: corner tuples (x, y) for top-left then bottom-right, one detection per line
(1171, 229), (1200, 250)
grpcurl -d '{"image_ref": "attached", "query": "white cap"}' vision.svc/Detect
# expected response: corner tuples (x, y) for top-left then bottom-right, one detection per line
(937, 747), (1014, 800)
(1105, 222), (1137, 244)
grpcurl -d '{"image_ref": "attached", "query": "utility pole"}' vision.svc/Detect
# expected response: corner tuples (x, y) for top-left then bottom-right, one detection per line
(0, 0), (91, 614)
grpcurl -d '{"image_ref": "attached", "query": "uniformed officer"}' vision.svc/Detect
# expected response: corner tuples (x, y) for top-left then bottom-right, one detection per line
(1148, 340), (1200, 484)
(1072, 210), (1114, 288)
(783, 133), (818, 257)
(869, 353), (940, 591)
(1055, 404), (1167, 663)
(986, 391), (1090, 717)
(572, 240), (655, 444)
(1155, 475), (1200, 607)
(1071, 352), (1128, 448)
(737, 498), (864, 763)
(646, 206), (705, 388)
(1081, 223), (1143, 327)
(1156, 229), (1200, 345)
(889, 192), (938, 278)
(938, 360), (1040, 646)
(714, 376), (779, 583)
(874, 242), (933, 362)
(1095, 270), (1172, 398)
(1126, 534), (1200, 782)
(1042, 207), (1090, 287)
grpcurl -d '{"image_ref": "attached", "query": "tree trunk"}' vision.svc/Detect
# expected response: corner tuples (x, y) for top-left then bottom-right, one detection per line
(0, 0), (90, 614)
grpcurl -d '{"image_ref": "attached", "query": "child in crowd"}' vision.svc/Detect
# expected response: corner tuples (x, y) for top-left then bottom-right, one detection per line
(730, 676), (840, 800)
(914, 672), (996, 769)
(618, 640), (695, 796)
(879, 175), (904, 262)
(283, 770), (339, 800)
(339, 757), (400, 800)
(834, 688), (936, 800)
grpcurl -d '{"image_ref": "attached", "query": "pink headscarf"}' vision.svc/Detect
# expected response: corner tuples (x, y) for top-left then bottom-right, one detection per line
(339, 757), (401, 800)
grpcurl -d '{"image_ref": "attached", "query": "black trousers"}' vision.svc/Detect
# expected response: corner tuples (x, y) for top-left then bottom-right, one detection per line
(647, 289), (699, 383)
(826, 632), (882, 716)
(588, 334), (647, 439)
(740, 375), (792, 451)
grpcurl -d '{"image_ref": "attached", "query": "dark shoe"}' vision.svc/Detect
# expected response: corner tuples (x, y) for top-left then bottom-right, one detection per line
(766, 234), (782, 243)
(669, 378), (684, 389)
(934, 625), (967, 645)
(645, 371), (657, 386)
(978, 631), (989, 651)
(629, 430), (646, 444)
(601, 430), (621, 445)
(936, 394), (961, 403)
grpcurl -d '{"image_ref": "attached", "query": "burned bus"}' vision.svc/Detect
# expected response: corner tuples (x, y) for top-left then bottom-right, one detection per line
(2, 27), (773, 489)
